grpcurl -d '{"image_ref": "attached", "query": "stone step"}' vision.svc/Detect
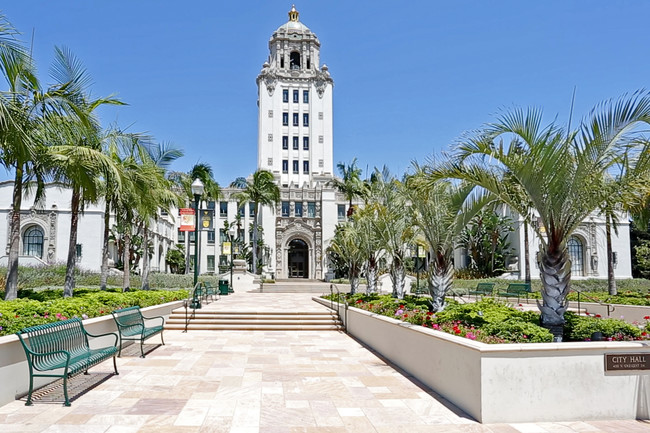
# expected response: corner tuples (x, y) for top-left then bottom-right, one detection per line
(167, 318), (341, 325)
(164, 323), (343, 331)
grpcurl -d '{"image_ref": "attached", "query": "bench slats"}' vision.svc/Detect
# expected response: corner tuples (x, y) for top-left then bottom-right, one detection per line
(111, 306), (165, 358)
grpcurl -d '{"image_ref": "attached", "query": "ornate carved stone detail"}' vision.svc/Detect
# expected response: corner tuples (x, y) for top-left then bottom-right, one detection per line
(257, 63), (278, 96)
(314, 66), (333, 98)
(5, 207), (58, 263)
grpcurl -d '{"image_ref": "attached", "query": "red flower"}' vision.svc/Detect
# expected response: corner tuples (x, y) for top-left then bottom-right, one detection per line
(454, 328), (461, 334)
(15, 315), (19, 318)
(644, 316), (650, 320)
(356, 299), (364, 304)
(595, 314), (601, 318)
(403, 314), (408, 318)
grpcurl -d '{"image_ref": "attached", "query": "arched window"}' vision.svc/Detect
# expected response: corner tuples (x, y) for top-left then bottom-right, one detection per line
(290, 51), (301, 70)
(23, 226), (44, 258)
(568, 236), (584, 276)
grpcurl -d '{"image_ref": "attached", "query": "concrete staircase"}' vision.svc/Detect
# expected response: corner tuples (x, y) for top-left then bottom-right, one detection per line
(165, 309), (343, 331)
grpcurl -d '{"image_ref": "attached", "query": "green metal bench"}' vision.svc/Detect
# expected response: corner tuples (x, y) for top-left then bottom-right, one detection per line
(203, 281), (218, 302)
(498, 282), (531, 303)
(111, 306), (165, 358)
(16, 318), (119, 406)
(468, 282), (495, 299)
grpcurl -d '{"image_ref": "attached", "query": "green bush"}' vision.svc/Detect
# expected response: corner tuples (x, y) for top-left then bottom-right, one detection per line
(482, 319), (553, 343)
(0, 288), (188, 336)
(563, 312), (642, 341)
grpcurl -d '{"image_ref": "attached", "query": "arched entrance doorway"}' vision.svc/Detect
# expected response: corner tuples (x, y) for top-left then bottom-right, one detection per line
(288, 239), (308, 278)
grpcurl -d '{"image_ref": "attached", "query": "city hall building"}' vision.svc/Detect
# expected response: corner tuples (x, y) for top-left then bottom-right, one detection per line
(0, 6), (635, 282)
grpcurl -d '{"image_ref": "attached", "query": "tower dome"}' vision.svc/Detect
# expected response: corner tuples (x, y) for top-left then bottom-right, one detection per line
(276, 5), (311, 33)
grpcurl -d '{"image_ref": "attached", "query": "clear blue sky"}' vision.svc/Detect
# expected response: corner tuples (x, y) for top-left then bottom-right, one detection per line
(2, 1), (648, 184)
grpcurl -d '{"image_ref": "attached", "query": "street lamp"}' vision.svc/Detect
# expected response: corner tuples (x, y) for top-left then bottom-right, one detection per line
(228, 225), (236, 290)
(191, 178), (204, 288)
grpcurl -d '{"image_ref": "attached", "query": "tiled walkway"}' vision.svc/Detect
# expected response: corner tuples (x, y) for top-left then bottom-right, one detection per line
(2, 290), (650, 432)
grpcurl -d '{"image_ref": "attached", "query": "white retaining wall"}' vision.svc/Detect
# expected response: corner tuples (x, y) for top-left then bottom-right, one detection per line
(316, 298), (650, 423)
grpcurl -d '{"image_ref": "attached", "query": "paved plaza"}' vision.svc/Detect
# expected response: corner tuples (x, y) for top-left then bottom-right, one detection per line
(2, 290), (650, 432)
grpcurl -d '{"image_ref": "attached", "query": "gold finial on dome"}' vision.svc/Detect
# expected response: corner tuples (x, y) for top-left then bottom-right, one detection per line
(288, 4), (299, 22)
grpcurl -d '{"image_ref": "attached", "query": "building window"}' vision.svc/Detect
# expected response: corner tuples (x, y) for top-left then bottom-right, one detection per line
(303, 90), (309, 103)
(282, 112), (289, 126)
(189, 231), (196, 243)
(268, 157), (273, 166)
(219, 228), (228, 243)
(207, 201), (215, 210)
(337, 204), (346, 221)
(303, 113), (309, 127)
(75, 244), (82, 262)
(207, 230), (215, 244)
(267, 133), (273, 142)
(293, 136), (299, 150)
(319, 136), (324, 143)
(23, 226), (44, 258)
(268, 110), (273, 118)
(282, 89), (289, 103)
(308, 202), (316, 218)
(239, 206), (245, 217)
(281, 201), (290, 217)
(207, 255), (215, 272)
(293, 160), (299, 173)
(319, 159), (324, 167)
(282, 160), (288, 173)
(303, 137), (309, 150)
(220, 201), (228, 217)
(568, 236), (584, 276)
(282, 136), (288, 149)
(318, 112), (323, 120)
(177, 229), (185, 244)
(295, 202), (303, 217)
(249, 202), (256, 217)
(160, 210), (168, 217)
(292, 113), (299, 126)
(303, 160), (309, 173)
(293, 90), (299, 103)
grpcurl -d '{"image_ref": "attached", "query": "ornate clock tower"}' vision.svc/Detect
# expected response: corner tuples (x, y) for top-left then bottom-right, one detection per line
(256, 6), (339, 280)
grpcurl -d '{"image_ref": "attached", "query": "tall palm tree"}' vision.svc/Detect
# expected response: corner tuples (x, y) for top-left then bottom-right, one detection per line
(329, 158), (366, 216)
(433, 93), (650, 339)
(351, 205), (383, 294)
(367, 167), (415, 299)
(406, 164), (476, 311)
(233, 169), (279, 274)
(0, 31), (82, 299)
(46, 47), (124, 297)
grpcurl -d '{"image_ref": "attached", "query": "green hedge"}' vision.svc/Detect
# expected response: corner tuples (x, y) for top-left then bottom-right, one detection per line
(0, 288), (188, 337)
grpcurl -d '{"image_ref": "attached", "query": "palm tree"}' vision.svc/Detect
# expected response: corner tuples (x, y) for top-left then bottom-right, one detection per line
(406, 164), (476, 311)
(45, 47), (124, 297)
(367, 167), (415, 299)
(327, 222), (364, 294)
(434, 93), (650, 339)
(0, 32), (82, 299)
(351, 205), (383, 294)
(232, 169), (279, 274)
(329, 158), (366, 216)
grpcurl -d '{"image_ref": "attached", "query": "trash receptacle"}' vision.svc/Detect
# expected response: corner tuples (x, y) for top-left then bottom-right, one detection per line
(219, 279), (229, 295)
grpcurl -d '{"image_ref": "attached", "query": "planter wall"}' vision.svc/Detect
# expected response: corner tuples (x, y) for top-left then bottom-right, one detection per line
(316, 298), (650, 423)
(0, 301), (183, 407)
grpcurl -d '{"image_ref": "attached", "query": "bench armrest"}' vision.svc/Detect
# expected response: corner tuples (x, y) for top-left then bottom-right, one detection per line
(85, 330), (119, 348)
(142, 315), (165, 327)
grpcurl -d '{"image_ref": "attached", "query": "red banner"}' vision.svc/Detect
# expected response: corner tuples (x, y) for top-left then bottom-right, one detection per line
(179, 208), (195, 232)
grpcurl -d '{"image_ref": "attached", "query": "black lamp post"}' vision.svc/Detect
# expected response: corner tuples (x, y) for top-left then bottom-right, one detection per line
(191, 178), (204, 288)
(228, 225), (236, 290)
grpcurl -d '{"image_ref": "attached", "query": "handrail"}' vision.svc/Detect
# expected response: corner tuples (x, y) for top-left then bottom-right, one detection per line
(570, 288), (615, 318)
(183, 282), (203, 333)
(330, 283), (348, 333)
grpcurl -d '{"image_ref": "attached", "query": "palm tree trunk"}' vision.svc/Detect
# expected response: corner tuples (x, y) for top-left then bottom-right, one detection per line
(390, 255), (406, 299)
(524, 220), (531, 284)
(5, 167), (24, 300)
(123, 229), (131, 291)
(350, 265), (359, 295)
(141, 225), (150, 290)
(100, 199), (110, 290)
(537, 245), (571, 341)
(606, 214), (617, 296)
(365, 256), (378, 294)
(63, 186), (81, 298)
(252, 204), (258, 275)
(428, 253), (453, 312)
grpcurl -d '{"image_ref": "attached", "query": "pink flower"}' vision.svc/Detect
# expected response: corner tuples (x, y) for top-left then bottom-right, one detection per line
(466, 332), (476, 340)
(431, 324), (440, 330)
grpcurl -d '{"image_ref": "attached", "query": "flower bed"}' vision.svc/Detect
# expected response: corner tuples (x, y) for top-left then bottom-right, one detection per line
(0, 288), (188, 337)
(327, 293), (648, 343)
